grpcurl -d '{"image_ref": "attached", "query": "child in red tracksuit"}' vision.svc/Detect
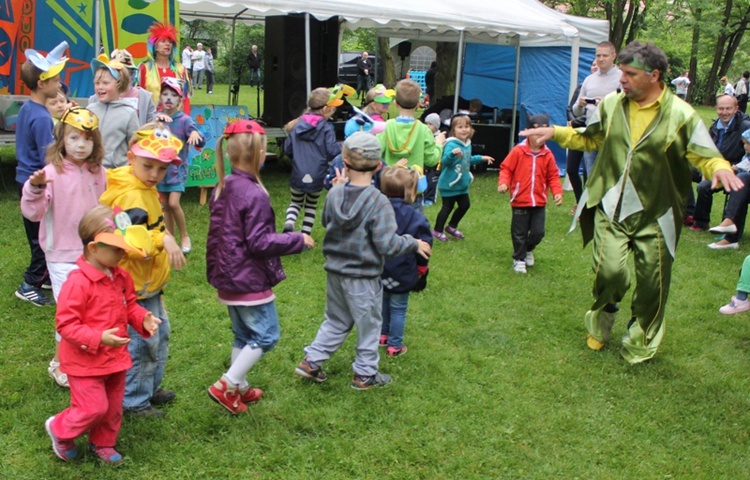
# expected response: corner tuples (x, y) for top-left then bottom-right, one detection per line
(498, 113), (563, 274)
(45, 205), (160, 464)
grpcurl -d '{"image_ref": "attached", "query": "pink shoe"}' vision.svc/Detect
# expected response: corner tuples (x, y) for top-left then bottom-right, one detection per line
(89, 444), (123, 464)
(208, 377), (247, 414)
(719, 296), (750, 314)
(432, 230), (449, 242)
(379, 334), (389, 347)
(445, 225), (465, 239)
(239, 385), (263, 404)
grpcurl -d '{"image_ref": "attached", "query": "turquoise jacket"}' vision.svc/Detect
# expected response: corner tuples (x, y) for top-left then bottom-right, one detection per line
(437, 137), (484, 197)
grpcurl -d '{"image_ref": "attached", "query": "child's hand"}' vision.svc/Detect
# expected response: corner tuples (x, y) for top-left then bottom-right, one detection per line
(156, 113), (173, 123)
(483, 156), (495, 165)
(498, 184), (508, 193)
(452, 147), (463, 157)
(187, 131), (202, 145)
(331, 167), (349, 187)
(416, 239), (432, 259)
(163, 234), (187, 270)
(302, 233), (315, 250)
(553, 193), (563, 206)
(142, 312), (162, 335)
(435, 131), (446, 146)
(395, 158), (409, 168)
(29, 169), (51, 188)
(101, 327), (130, 347)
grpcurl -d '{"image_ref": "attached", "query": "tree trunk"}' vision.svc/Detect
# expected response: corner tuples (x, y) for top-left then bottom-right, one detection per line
(435, 42), (458, 99)
(378, 37), (396, 88)
(704, 0), (734, 104)
(688, 7), (701, 104)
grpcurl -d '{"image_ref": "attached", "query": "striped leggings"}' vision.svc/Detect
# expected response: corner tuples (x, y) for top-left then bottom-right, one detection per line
(285, 188), (322, 235)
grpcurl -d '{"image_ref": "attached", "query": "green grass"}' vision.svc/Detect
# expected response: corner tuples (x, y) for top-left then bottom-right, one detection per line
(2, 128), (750, 478)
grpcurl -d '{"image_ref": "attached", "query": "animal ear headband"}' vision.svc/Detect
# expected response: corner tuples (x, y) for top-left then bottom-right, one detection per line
(25, 41), (69, 81)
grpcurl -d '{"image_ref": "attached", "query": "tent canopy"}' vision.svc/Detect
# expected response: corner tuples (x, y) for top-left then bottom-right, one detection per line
(178, 0), (588, 45)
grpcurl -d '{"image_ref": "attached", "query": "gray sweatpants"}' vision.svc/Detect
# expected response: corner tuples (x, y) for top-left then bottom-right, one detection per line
(304, 272), (383, 377)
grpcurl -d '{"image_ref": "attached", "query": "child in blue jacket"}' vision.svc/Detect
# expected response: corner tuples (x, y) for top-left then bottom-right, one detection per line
(379, 166), (433, 356)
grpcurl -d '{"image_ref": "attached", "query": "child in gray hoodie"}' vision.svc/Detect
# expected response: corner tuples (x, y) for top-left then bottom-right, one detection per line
(294, 132), (431, 390)
(86, 54), (139, 169)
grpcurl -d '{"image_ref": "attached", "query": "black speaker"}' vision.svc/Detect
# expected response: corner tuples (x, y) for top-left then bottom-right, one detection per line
(471, 124), (514, 172)
(262, 15), (339, 127)
(397, 41), (412, 59)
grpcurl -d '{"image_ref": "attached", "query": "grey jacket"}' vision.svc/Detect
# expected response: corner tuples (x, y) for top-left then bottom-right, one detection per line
(86, 100), (140, 169)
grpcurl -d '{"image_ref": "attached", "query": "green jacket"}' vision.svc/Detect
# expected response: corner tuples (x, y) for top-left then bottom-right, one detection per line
(555, 86), (731, 256)
(378, 118), (442, 169)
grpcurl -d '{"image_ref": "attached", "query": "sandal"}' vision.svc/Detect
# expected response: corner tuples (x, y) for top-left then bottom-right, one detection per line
(48, 361), (69, 388)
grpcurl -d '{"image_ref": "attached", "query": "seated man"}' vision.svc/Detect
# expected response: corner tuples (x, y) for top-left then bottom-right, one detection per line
(692, 94), (750, 231)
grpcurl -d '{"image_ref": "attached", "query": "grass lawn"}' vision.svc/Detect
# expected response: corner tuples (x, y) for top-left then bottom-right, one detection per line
(1, 107), (750, 478)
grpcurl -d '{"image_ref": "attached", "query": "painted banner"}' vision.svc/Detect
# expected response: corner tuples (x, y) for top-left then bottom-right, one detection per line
(186, 105), (252, 188)
(0, 0), (23, 83)
(99, 0), (179, 68)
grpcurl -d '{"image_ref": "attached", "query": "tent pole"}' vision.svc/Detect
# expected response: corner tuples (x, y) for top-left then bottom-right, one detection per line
(510, 38), (520, 152)
(453, 30), (465, 114)
(569, 36), (580, 103)
(225, 8), (247, 106)
(305, 13), (312, 95)
(94, 1), (100, 55)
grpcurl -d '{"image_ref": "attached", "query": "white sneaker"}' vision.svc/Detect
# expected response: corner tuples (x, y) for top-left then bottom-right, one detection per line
(525, 251), (535, 267)
(513, 260), (527, 274)
(719, 296), (750, 314)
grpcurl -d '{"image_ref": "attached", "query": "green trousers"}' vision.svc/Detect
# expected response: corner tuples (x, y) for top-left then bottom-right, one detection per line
(585, 207), (672, 364)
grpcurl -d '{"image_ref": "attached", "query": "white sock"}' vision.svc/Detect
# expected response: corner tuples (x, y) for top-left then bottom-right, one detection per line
(225, 345), (263, 386)
(231, 346), (242, 364)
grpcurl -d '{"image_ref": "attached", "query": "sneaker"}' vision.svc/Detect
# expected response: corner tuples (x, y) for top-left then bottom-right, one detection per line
(379, 334), (389, 347)
(208, 377), (247, 414)
(283, 221), (295, 233)
(525, 251), (535, 267)
(445, 225), (465, 239)
(208, 91), (213, 94)
(89, 444), (123, 464)
(387, 345), (407, 357)
(689, 224), (708, 232)
(45, 416), (78, 461)
(432, 230), (449, 242)
(15, 282), (53, 306)
(719, 296), (750, 314)
(239, 385), (264, 404)
(294, 359), (328, 383)
(48, 361), (69, 388)
(150, 388), (175, 405)
(41, 281), (52, 290)
(125, 405), (164, 418)
(351, 372), (392, 390)
(513, 260), (527, 274)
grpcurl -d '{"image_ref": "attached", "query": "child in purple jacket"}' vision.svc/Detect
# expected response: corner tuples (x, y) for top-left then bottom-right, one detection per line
(156, 77), (205, 254)
(206, 120), (314, 415)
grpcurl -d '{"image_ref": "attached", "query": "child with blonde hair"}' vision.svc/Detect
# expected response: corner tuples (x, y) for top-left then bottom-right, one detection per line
(99, 121), (186, 416)
(206, 120), (314, 414)
(45, 205), (160, 464)
(378, 166), (433, 356)
(22, 107), (106, 388)
(87, 54), (139, 168)
(283, 86), (343, 234)
(432, 114), (494, 241)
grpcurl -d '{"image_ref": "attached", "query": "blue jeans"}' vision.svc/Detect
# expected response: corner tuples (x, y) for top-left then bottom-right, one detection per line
(228, 301), (280, 353)
(381, 291), (410, 348)
(124, 294), (170, 411)
(583, 150), (598, 178)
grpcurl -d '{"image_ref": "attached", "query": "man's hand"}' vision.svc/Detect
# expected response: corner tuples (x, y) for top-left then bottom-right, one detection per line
(518, 127), (555, 150)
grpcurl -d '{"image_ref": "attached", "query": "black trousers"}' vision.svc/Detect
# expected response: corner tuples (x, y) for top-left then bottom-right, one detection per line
(435, 194), (470, 232)
(511, 206), (546, 261)
(17, 182), (47, 286)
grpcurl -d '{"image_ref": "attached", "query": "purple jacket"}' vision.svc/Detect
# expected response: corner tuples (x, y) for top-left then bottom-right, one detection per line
(206, 169), (305, 293)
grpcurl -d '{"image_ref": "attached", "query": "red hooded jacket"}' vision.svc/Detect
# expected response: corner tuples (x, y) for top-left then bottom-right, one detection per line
(499, 141), (563, 208)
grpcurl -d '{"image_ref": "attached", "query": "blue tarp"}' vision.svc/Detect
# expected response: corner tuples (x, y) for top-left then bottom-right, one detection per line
(461, 44), (596, 174)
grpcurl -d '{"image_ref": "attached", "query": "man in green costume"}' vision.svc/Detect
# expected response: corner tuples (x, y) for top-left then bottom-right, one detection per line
(521, 41), (744, 363)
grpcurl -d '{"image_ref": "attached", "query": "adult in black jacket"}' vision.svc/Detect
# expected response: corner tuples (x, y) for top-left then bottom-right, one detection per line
(356, 51), (373, 100)
(692, 94), (750, 230)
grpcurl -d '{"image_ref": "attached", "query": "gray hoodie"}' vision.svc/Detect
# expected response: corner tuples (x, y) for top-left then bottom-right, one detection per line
(86, 100), (139, 169)
(322, 184), (417, 278)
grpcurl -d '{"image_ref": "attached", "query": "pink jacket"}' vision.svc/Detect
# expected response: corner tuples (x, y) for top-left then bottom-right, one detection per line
(499, 141), (563, 208)
(57, 256), (152, 376)
(21, 160), (106, 263)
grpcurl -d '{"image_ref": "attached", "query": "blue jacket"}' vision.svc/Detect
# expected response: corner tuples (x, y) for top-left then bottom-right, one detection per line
(285, 113), (341, 193)
(381, 198), (432, 293)
(438, 137), (484, 197)
(324, 154), (383, 190)
(206, 168), (305, 294)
